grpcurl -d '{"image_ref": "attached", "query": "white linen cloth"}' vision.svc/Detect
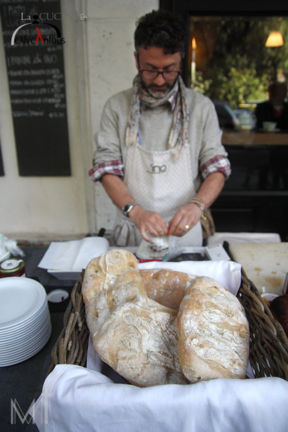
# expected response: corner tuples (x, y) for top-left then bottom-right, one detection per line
(31, 364), (288, 432)
(138, 260), (242, 295)
(207, 232), (281, 246)
(38, 237), (109, 272)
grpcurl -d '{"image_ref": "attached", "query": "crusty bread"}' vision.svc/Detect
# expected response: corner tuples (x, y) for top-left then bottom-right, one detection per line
(177, 276), (250, 383)
(82, 249), (187, 386)
(82, 248), (140, 304)
(140, 269), (195, 310)
(93, 298), (186, 386)
(83, 250), (249, 386)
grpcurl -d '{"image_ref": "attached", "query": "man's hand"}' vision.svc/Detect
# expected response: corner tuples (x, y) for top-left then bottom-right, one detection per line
(129, 206), (168, 242)
(167, 172), (225, 237)
(167, 203), (202, 237)
(101, 174), (168, 242)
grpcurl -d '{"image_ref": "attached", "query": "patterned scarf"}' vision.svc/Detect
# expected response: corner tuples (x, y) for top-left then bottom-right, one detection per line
(125, 74), (189, 158)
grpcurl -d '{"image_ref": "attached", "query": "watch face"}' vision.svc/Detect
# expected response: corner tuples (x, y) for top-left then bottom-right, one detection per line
(123, 204), (130, 215)
(122, 203), (134, 217)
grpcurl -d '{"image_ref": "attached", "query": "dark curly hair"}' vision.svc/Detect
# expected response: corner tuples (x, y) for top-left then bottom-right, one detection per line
(134, 10), (186, 55)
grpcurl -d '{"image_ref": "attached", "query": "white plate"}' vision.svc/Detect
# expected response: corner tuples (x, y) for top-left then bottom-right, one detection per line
(0, 322), (51, 354)
(0, 314), (51, 346)
(0, 278), (51, 367)
(0, 325), (51, 366)
(0, 306), (50, 340)
(0, 303), (48, 334)
(0, 325), (51, 355)
(0, 277), (47, 329)
(0, 304), (49, 337)
(0, 319), (51, 353)
(0, 329), (50, 356)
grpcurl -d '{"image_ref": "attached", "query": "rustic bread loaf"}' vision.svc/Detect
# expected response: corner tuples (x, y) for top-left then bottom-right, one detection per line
(82, 249), (187, 386)
(83, 250), (249, 386)
(177, 276), (250, 383)
(140, 268), (195, 310)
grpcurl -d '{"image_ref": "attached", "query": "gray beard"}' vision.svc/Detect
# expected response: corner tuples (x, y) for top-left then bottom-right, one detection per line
(140, 79), (173, 100)
(147, 88), (170, 99)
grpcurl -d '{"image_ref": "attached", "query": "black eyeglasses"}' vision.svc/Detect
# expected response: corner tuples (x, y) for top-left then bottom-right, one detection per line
(139, 69), (180, 80)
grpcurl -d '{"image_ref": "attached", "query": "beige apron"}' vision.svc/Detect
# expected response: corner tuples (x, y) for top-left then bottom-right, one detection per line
(112, 141), (202, 247)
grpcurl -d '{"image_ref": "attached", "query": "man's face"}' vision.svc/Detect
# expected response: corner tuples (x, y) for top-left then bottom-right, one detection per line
(135, 46), (181, 98)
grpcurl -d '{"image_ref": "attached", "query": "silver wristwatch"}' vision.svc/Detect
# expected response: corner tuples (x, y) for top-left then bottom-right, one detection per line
(121, 202), (137, 218)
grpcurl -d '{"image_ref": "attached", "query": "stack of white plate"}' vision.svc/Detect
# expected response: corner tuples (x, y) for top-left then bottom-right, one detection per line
(0, 277), (51, 367)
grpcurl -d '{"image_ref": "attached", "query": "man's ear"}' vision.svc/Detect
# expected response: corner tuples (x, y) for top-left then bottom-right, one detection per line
(134, 51), (139, 70)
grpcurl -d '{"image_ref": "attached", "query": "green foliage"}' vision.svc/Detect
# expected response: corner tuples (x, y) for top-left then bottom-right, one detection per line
(194, 58), (269, 109)
(191, 16), (288, 108)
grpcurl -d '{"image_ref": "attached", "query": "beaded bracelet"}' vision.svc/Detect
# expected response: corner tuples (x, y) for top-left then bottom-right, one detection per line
(190, 199), (207, 220)
(190, 199), (205, 212)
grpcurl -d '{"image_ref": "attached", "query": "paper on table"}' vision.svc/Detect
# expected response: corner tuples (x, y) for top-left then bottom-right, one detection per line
(38, 237), (109, 272)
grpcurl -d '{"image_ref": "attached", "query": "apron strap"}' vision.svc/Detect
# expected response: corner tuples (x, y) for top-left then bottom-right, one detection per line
(201, 208), (216, 240)
(112, 218), (141, 247)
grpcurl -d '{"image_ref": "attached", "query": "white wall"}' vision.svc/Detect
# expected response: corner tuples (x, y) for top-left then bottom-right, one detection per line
(0, 1), (89, 241)
(0, 0), (158, 241)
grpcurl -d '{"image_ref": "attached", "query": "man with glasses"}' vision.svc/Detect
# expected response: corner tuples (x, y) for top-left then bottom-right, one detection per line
(89, 10), (231, 247)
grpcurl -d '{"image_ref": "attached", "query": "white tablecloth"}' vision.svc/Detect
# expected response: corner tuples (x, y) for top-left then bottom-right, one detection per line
(31, 364), (288, 432)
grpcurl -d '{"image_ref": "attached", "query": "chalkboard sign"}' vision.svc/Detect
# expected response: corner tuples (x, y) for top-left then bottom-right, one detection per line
(0, 0), (71, 176)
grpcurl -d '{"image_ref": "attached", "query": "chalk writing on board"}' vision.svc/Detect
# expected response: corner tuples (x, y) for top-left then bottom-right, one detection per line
(0, 0), (71, 176)
(6, 57), (66, 118)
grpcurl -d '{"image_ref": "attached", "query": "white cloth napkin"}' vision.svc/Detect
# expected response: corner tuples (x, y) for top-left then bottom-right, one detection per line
(138, 260), (242, 295)
(38, 237), (109, 272)
(31, 364), (288, 432)
(208, 232), (281, 246)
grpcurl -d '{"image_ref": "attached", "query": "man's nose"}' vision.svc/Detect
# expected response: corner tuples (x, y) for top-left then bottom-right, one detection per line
(153, 72), (166, 85)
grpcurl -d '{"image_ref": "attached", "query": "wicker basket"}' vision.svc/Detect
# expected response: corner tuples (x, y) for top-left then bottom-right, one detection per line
(49, 268), (288, 380)
(49, 273), (89, 371)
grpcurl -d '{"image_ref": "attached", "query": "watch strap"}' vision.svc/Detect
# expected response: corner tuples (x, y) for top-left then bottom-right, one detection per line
(122, 202), (138, 217)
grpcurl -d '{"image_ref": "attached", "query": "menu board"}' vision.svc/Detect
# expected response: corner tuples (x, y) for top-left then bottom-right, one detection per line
(0, 0), (71, 176)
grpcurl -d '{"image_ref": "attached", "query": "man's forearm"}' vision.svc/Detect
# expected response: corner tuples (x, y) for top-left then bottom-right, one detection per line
(101, 174), (135, 210)
(194, 172), (225, 208)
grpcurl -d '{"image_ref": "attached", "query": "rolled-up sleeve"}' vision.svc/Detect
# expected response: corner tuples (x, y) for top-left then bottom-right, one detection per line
(88, 160), (124, 182)
(198, 99), (231, 180)
(200, 154), (231, 179)
(90, 97), (124, 182)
